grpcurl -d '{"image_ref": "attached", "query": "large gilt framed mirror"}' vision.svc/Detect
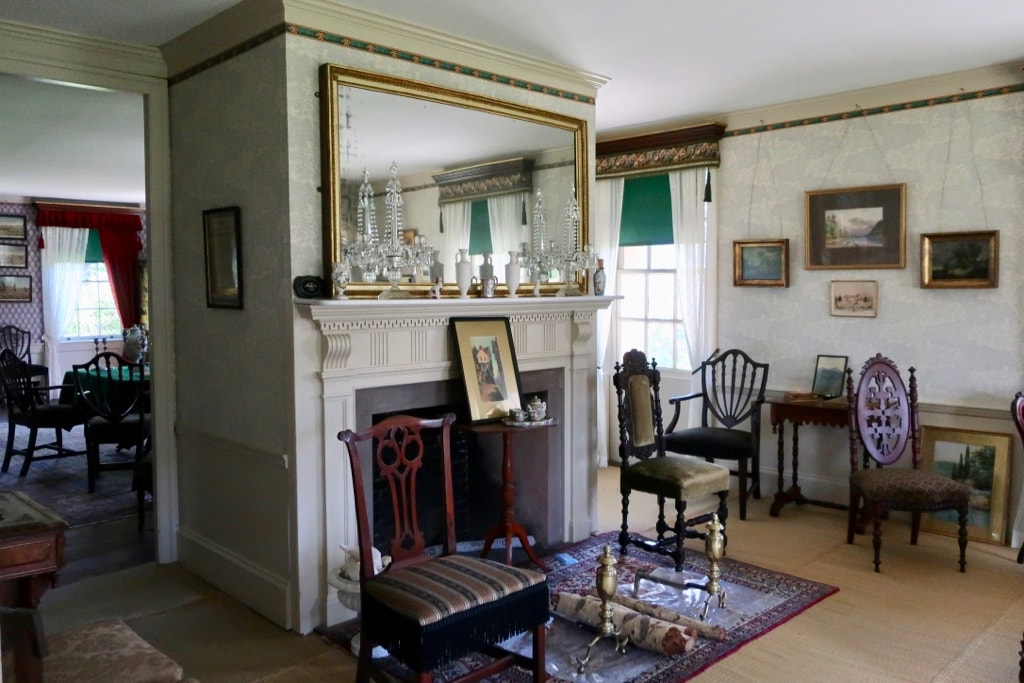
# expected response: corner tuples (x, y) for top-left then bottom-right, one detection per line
(319, 63), (588, 298)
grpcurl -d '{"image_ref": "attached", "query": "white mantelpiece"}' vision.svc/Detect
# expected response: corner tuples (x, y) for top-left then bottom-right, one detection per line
(305, 295), (615, 624)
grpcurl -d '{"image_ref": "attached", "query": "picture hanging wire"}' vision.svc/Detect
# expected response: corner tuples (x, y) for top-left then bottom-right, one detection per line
(744, 124), (764, 238)
(938, 92), (988, 230)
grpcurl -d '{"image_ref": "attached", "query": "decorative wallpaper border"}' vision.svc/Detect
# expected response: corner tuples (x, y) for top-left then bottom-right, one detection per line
(724, 83), (1024, 137)
(168, 22), (595, 106)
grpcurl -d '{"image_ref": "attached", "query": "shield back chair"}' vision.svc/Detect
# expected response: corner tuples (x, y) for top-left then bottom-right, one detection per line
(1012, 392), (1024, 564)
(662, 348), (769, 520)
(846, 353), (971, 572)
(613, 349), (730, 572)
(338, 413), (548, 683)
(0, 325), (48, 407)
(0, 349), (86, 477)
(72, 352), (150, 501)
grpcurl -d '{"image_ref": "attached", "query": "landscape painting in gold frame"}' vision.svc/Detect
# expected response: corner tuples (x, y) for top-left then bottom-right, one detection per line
(733, 239), (789, 287)
(920, 230), (998, 289)
(921, 426), (1011, 545)
(805, 183), (906, 269)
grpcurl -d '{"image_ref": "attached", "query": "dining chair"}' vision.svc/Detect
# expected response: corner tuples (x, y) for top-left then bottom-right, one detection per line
(846, 353), (971, 572)
(71, 352), (150, 498)
(613, 349), (730, 571)
(0, 349), (86, 477)
(338, 413), (548, 682)
(1012, 392), (1024, 564)
(0, 325), (48, 407)
(662, 348), (769, 520)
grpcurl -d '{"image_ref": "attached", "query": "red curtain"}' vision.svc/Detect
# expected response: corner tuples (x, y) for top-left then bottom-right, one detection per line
(35, 209), (143, 329)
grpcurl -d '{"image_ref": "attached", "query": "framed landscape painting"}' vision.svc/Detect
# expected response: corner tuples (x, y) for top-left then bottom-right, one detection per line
(829, 280), (878, 318)
(733, 239), (789, 287)
(920, 230), (998, 289)
(805, 184), (906, 269)
(921, 426), (1011, 545)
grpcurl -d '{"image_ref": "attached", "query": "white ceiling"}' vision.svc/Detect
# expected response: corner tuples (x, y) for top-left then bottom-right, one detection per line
(1, 0), (1023, 204)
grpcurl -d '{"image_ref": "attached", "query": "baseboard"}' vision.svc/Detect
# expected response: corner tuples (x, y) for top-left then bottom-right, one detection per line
(177, 527), (292, 630)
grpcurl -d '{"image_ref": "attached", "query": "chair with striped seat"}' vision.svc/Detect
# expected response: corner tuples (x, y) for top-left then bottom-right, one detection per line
(338, 413), (548, 683)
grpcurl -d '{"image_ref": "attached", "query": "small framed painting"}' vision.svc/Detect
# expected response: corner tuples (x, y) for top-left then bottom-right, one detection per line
(812, 355), (848, 399)
(0, 275), (32, 303)
(921, 426), (1011, 545)
(451, 316), (523, 423)
(920, 230), (999, 289)
(203, 206), (243, 309)
(733, 239), (789, 287)
(830, 280), (878, 318)
(0, 215), (27, 241)
(0, 244), (28, 268)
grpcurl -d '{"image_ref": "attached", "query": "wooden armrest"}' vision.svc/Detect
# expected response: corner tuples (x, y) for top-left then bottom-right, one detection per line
(668, 392), (702, 405)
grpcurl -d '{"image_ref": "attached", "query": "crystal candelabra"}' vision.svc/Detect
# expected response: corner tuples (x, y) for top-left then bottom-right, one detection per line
(521, 190), (557, 295)
(521, 186), (597, 296)
(335, 163), (435, 298)
(558, 185), (596, 296)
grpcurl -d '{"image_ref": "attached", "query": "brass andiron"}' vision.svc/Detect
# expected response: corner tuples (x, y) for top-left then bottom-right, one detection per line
(575, 545), (629, 673)
(686, 512), (727, 621)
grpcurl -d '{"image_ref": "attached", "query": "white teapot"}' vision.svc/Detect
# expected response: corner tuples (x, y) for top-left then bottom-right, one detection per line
(527, 395), (547, 421)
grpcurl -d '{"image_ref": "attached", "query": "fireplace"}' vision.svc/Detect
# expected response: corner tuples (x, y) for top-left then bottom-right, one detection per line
(307, 295), (614, 625)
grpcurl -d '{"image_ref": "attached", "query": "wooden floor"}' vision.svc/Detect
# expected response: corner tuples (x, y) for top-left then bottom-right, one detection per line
(60, 512), (155, 586)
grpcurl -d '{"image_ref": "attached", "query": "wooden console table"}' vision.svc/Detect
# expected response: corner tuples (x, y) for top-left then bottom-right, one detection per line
(0, 492), (67, 608)
(457, 420), (554, 571)
(767, 398), (850, 517)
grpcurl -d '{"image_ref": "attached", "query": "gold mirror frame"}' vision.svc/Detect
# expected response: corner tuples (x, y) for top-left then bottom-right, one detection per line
(319, 63), (589, 298)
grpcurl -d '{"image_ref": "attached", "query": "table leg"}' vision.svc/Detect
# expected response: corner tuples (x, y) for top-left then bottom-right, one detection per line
(480, 432), (548, 571)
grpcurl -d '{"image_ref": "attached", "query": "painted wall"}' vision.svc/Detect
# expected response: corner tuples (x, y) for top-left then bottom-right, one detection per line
(0, 202), (43, 344)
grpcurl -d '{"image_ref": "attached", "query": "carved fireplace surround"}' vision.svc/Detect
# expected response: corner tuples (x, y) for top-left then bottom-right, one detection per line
(308, 296), (614, 623)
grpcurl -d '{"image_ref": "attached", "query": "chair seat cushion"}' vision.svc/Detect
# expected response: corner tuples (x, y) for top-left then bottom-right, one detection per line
(622, 454), (730, 500)
(85, 413), (149, 442)
(13, 403), (85, 432)
(662, 427), (753, 460)
(851, 468), (972, 510)
(361, 555), (549, 671)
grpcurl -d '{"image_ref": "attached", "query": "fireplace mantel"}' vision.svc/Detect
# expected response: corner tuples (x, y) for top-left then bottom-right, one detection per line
(303, 295), (616, 623)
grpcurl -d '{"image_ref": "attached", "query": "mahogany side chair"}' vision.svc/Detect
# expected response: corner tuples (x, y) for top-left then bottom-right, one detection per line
(338, 413), (548, 682)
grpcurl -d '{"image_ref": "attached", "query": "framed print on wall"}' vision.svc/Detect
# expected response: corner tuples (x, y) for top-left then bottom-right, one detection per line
(733, 239), (789, 287)
(203, 206), (243, 309)
(0, 214), (27, 241)
(0, 275), (32, 303)
(921, 426), (1011, 545)
(920, 230), (999, 289)
(451, 316), (523, 423)
(830, 280), (877, 317)
(805, 183), (906, 269)
(0, 243), (28, 268)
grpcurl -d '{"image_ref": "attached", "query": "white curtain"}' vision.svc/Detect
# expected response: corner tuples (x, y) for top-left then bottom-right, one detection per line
(441, 201), (473, 281)
(488, 192), (527, 275)
(40, 226), (89, 385)
(593, 178), (624, 467)
(669, 167), (718, 428)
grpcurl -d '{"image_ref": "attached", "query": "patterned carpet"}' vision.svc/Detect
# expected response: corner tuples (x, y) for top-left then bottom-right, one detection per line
(0, 421), (139, 527)
(318, 531), (839, 682)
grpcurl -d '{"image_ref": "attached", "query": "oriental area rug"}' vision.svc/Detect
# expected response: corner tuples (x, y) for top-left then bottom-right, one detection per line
(318, 531), (839, 682)
(0, 422), (138, 527)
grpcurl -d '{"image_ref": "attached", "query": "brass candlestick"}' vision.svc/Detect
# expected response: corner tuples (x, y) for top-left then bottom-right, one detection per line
(685, 512), (727, 621)
(575, 545), (629, 673)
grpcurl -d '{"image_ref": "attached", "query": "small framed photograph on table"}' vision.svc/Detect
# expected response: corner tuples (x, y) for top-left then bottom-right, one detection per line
(451, 317), (524, 423)
(812, 355), (848, 399)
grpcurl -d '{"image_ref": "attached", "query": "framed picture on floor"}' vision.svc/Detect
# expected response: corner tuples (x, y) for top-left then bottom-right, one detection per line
(450, 317), (523, 423)
(921, 426), (1011, 545)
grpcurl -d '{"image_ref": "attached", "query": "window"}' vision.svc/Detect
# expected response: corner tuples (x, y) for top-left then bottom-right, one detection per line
(65, 262), (121, 339)
(616, 245), (689, 370)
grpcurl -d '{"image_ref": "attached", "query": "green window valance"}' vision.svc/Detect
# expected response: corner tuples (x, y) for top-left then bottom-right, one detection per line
(619, 174), (673, 246)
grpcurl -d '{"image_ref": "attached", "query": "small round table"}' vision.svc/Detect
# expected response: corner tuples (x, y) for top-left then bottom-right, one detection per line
(457, 419), (556, 571)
